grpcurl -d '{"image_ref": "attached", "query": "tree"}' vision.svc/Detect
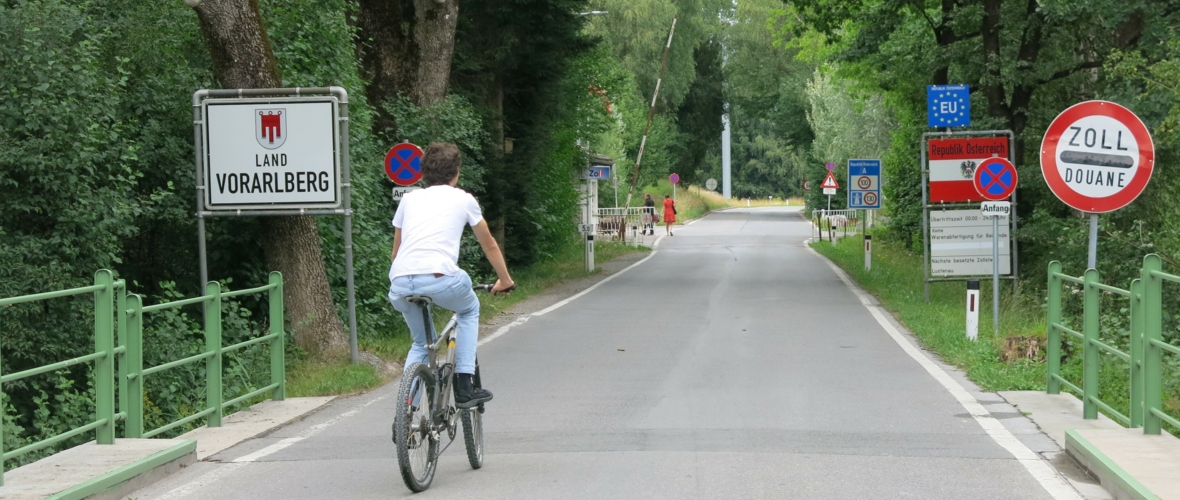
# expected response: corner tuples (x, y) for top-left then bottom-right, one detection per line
(355, 0), (460, 131)
(189, 0), (347, 356)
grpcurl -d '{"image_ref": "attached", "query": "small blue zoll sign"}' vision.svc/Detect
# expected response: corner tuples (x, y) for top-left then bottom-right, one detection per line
(927, 84), (971, 128)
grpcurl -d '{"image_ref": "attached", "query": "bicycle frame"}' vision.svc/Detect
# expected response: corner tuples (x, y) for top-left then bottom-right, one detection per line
(413, 301), (460, 431)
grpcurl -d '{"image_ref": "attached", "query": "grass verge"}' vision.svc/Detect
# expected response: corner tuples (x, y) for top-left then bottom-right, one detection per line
(287, 241), (650, 397)
(811, 233), (1046, 391)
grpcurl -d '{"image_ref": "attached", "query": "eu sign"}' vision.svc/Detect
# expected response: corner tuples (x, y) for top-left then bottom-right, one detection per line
(927, 84), (971, 128)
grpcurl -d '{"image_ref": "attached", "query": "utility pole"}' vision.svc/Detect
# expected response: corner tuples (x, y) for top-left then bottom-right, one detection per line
(722, 108), (731, 199)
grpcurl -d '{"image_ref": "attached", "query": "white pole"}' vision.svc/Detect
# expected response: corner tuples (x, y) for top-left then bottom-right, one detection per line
(1087, 213), (1098, 269)
(864, 234), (872, 271)
(966, 280), (980, 341)
(722, 111), (732, 199)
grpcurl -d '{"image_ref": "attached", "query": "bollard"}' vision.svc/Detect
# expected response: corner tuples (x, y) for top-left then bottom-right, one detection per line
(966, 280), (980, 341)
(864, 235), (872, 271)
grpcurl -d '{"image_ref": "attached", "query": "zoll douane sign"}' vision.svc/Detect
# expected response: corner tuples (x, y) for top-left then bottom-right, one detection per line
(1040, 100), (1155, 213)
(202, 97), (341, 210)
(927, 137), (1009, 203)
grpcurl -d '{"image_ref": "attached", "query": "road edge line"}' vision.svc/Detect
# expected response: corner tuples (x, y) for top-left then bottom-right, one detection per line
(531, 235), (665, 317)
(806, 243), (1083, 500)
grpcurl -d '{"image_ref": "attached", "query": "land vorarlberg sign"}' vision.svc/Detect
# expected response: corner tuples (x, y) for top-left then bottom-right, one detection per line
(203, 97), (340, 210)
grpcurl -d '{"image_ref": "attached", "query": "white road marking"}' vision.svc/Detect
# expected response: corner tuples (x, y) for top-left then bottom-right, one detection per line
(810, 246), (1083, 500)
(153, 390), (394, 498)
(478, 315), (530, 346)
(532, 235), (665, 317)
(231, 437), (302, 463)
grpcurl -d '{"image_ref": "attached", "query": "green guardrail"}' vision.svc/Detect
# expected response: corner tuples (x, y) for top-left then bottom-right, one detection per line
(1047, 254), (1179, 435)
(0, 270), (285, 485)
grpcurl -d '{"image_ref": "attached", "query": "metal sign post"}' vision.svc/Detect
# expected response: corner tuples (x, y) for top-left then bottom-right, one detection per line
(194, 87), (359, 363)
(975, 156), (1017, 337)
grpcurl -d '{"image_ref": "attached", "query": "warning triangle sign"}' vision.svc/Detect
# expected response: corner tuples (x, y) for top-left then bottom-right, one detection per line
(820, 172), (840, 189)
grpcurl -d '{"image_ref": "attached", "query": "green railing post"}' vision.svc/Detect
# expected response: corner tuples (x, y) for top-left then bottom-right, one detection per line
(1129, 278), (1145, 428)
(117, 283), (128, 433)
(1082, 268), (1100, 420)
(205, 281), (223, 427)
(1047, 261), (1063, 394)
(94, 270), (116, 444)
(268, 272), (285, 401)
(1142, 254), (1163, 435)
(1, 314), (5, 486)
(126, 294), (144, 438)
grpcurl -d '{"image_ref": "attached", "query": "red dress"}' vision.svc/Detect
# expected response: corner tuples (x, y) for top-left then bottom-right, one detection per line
(663, 198), (676, 223)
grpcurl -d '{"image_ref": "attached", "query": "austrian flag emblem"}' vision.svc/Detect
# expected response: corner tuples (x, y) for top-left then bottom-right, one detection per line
(256, 109), (286, 149)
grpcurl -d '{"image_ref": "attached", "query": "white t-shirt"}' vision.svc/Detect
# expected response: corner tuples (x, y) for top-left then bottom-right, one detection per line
(389, 185), (483, 280)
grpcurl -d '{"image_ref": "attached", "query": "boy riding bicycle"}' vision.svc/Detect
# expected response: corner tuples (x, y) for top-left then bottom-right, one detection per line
(387, 142), (514, 408)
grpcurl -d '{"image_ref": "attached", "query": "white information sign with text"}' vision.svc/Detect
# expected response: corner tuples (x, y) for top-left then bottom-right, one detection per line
(203, 97), (341, 210)
(930, 209), (1011, 276)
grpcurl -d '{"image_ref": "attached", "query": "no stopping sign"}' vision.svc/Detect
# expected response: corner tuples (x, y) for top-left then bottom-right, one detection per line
(1040, 100), (1154, 213)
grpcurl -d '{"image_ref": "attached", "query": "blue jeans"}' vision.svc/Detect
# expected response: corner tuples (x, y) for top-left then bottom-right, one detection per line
(387, 271), (480, 374)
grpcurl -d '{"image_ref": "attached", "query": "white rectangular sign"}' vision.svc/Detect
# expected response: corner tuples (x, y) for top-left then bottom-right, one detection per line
(203, 97), (341, 210)
(980, 201), (1011, 218)
(392, 186), (421, 203)
(930, 209), (1011, 276)
(823, 187), (837, 195)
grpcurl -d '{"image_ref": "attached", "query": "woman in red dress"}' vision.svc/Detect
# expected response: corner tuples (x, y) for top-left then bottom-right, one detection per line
(662, 195), (676, 236)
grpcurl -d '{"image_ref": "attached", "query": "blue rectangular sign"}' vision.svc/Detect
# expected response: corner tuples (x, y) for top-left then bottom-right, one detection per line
(848, 159), (882, 209)
(583, 166), (611, 180)
(927, 84), (971, 128)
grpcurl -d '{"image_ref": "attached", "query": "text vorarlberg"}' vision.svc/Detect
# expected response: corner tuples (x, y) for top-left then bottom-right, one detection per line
(213, 154), (331, 195)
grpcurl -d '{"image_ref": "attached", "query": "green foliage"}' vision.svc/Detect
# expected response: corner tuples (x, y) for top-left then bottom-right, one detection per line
(720, 0), (817, 199)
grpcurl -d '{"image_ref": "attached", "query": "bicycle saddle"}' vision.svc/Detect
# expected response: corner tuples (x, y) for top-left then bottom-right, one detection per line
(405, 295), (433, 306)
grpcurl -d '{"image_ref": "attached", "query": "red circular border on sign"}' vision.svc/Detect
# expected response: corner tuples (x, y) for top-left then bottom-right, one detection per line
(669, 173), (680, 184)
(973, 158), (1018, 201)
(385, 143), (425, 186)
(1040, 100), (1154, 213)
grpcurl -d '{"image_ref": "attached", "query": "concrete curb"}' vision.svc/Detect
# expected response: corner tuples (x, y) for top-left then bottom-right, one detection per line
(46, 439), (196, 500)
(1065, 430), (1158, 500)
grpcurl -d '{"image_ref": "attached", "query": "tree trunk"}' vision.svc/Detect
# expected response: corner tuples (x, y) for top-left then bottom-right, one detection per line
(191, 0), (348, 357)
(355, 0), (417, 132)
(488, 78), (507, 250)
(412, 0), (459, 105)
(356, 0), (458, 125)
(981, 0), (1006, 119)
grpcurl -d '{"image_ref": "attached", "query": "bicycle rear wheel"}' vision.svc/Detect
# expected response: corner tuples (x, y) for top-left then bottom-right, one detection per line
(394, 363), (438, 492)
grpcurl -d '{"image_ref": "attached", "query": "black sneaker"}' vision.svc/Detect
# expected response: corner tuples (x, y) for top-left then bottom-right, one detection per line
(454, 373), (493, 409)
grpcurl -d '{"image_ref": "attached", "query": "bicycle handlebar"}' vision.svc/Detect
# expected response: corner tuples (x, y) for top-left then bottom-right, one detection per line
(474, 283), (516, 294)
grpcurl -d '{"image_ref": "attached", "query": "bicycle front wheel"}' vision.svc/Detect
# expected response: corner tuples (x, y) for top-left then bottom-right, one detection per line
(394, 363), (438, 492)
(461, 362), (485, 469)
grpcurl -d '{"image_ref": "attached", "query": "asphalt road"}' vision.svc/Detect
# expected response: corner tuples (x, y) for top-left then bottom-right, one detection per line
(132, 207), (1081, 499)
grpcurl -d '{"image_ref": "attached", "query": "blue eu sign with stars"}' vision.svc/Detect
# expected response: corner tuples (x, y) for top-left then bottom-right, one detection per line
(927, 84), (971, 128)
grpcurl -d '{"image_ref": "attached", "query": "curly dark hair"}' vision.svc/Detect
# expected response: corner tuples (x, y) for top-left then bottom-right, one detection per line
(421, 142), (462, 186)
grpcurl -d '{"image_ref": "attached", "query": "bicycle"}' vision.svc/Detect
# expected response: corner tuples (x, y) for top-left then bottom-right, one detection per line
(393, 284), (509, 492)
